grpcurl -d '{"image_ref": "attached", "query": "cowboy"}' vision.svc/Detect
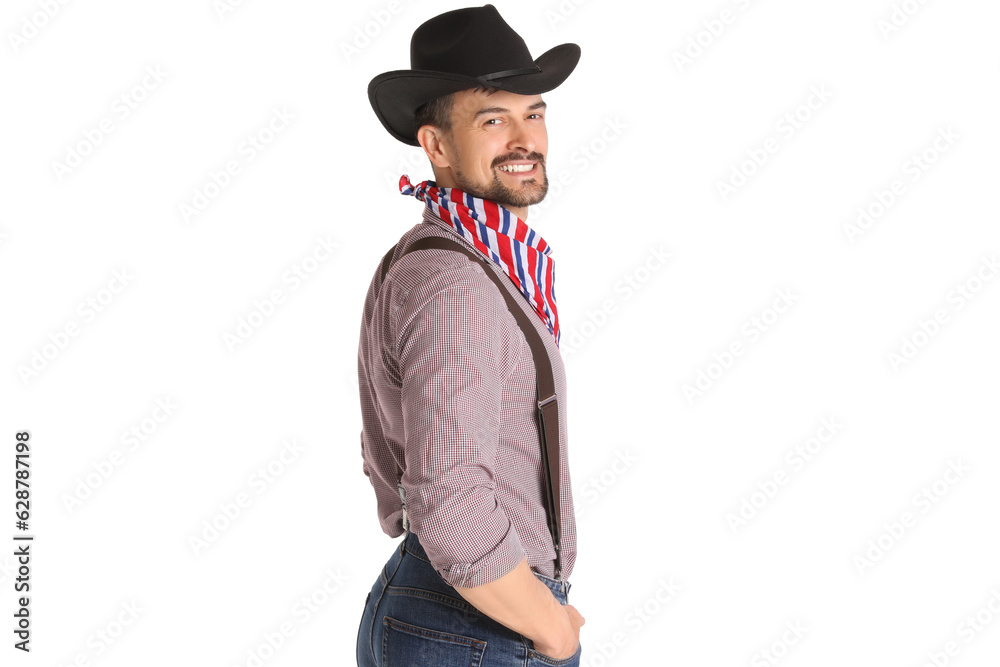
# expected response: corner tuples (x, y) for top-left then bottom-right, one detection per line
(355, 5), (586, 666)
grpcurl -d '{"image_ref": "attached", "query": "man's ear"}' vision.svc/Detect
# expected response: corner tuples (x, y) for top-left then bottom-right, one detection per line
(417, 125), (452, 169)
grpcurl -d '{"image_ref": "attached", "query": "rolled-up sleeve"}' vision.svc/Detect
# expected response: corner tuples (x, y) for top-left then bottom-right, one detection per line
(394, 261), (526, 588)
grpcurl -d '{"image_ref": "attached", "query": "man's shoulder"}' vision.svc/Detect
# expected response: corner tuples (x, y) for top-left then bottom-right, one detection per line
(382, 221), (488, 298)
(375, 222), (520, 343)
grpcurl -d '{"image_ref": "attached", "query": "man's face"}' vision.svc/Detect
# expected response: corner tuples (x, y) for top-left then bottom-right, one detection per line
(437, 88), (549, 213)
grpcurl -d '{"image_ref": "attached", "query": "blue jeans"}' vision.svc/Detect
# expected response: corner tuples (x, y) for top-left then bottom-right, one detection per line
(356, 530), (581, 666)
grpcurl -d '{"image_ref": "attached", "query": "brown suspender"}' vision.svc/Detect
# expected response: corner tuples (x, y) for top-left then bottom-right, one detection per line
(378, 235), (564, 581)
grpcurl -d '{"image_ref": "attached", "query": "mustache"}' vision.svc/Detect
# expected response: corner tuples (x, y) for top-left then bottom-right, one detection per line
(492, 152), (545, 168)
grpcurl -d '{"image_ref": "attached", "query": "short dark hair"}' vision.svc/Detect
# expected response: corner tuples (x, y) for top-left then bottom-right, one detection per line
(413, 86), (499, 139)
(414, 94), (456, 138)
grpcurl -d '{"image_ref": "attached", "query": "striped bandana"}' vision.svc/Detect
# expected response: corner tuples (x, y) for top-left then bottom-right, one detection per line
(399, 174), (561, 348)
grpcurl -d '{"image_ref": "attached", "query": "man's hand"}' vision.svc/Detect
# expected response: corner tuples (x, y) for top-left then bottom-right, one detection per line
(530, 603), (585, 661)
(453, 556), (584, 658)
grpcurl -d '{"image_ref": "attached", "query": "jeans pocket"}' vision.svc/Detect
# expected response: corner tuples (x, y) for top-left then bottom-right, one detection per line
(382, 615), (487, 667)
(527, 640), (582, 666)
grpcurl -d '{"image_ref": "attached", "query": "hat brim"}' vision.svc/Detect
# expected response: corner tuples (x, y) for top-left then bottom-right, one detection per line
(368, 43), (581, 146)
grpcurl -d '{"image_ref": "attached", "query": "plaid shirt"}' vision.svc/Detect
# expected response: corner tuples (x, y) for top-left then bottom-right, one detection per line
(357, 207), (577, 588)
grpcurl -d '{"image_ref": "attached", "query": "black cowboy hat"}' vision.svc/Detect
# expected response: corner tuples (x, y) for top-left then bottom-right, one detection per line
(368, 4), (580, 146)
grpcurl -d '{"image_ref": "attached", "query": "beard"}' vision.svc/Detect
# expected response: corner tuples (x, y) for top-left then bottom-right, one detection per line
(452, 151), (549, 211)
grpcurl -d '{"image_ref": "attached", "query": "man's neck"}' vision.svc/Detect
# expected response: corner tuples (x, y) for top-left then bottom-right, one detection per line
(506, 203), (529, 222)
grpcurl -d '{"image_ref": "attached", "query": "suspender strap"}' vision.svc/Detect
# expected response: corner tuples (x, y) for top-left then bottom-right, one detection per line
(379, 235), (563, 580)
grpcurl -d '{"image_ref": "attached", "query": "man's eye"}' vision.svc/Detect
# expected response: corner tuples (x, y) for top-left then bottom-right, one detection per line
(529, 113), (543, 119)
(485, 118), (501, 125)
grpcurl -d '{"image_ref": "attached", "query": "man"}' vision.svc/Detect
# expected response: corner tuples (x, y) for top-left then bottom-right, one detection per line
(356, 5), (585, 665)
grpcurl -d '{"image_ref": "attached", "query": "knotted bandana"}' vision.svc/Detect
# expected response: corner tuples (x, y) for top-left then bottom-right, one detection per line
(399, 175), (561, 348)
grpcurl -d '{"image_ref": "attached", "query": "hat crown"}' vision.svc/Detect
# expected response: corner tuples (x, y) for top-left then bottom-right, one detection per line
(368, 4), (580, 146)
(410, 4), (535, 78)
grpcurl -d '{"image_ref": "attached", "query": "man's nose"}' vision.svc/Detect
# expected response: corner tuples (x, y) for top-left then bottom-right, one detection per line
(507, 119), (537, 154)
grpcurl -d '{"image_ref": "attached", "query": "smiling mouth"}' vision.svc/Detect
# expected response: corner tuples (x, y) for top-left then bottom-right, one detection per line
(497, 163), (537, 175)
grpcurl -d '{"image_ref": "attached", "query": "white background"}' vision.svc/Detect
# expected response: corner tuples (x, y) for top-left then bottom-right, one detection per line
(2, 0), (999, 665)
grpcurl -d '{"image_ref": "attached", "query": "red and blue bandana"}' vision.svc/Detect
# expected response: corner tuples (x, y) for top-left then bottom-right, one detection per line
(399, 174), (561, 348)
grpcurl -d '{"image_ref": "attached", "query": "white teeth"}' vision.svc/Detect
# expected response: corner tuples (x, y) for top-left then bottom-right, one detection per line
(499, 164), (534, 172)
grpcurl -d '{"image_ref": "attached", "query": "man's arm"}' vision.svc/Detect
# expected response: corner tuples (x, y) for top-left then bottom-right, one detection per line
(454, 555), (580, 655)
(393, 257), (582, 655)
(394, 260), (526, 585)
